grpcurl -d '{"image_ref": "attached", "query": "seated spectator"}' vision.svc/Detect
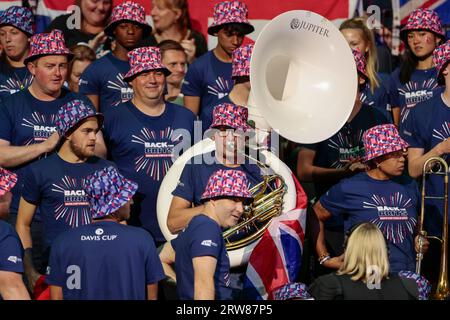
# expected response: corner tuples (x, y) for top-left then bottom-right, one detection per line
(311, 124), (425, 274)
(309, 222), (419, 300)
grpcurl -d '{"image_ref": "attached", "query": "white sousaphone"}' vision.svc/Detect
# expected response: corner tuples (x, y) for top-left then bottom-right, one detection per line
(157, 10), (357, 267)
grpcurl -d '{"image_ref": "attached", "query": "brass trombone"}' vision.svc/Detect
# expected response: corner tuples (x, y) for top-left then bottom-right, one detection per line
(416, 157), (449, 300)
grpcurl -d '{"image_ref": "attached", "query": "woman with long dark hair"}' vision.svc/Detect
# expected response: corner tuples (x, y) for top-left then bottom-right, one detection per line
(390, 9), (445, 129)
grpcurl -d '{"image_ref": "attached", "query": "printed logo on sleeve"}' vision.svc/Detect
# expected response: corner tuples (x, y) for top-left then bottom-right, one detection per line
(201, 240), (218, 247)
(7, 256), (22, 264)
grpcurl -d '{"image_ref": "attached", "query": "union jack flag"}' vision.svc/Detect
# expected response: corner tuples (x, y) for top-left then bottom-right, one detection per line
(242, 174), (307, 300)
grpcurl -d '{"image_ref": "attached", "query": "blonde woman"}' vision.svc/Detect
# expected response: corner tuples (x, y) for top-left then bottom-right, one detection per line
(309, 223), (418, 300)
(340, 17), (392, 122)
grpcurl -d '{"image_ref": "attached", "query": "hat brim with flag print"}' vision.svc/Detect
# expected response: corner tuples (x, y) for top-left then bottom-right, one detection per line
(272, 282), (312, 300)
(84, 166), (138, 219)
(352, 48), (368, 80)
(0, 6), (33, 36)
(433, 40), (450, 79)
(0, 167), (18, 196)
(400, 8), (446, 43)
(201, 169), (252, 202)
(56, 99), (104, 139)
(123, 46), (170, 82)
(104, 1), (152, 38)
(232, 43), (253, 78)
(210, 102), (250, 132)
(363, 124), (409, 162)
(207, 0), (254, 36)
(24, 29), (72, 65)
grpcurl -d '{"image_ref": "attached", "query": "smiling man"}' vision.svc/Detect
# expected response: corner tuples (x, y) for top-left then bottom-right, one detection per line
(102, 46), (195, 246)
(0, 30), (89, 279)
(78, 1), (152, 111)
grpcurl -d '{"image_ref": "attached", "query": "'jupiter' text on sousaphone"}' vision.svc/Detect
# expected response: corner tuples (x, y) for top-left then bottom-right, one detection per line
(157, 10), (357, 267)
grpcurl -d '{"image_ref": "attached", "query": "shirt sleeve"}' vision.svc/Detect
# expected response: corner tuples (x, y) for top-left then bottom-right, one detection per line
(0, 225), (24, 273)
(181, 61), (203, 97)
(0, 101), (13, 142)
(143, 234), (165, 284)
(21, 166), (41, 205)
(189, 220), (222, 259)
(388, 73), (400, 108)
(78, 62), (100, 96)
(319, 181), (347, 219)
(172, 164), (195, 202)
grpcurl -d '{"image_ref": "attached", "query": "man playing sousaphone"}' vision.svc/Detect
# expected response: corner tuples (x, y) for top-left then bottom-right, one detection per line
(167, 102), (264, 299)
(168, 103), (262, 234)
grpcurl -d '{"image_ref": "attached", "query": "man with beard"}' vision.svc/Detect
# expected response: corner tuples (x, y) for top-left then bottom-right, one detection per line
(15, 99), (112, 293)
(0, 30), (91, 279)
(79, 1), (152, 111)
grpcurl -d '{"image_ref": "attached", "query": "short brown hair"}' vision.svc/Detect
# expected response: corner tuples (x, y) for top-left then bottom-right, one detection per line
(157, 39), (186, 57)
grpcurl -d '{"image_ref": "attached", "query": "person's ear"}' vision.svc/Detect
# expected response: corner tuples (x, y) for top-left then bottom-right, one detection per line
(173, 8), (182, 21)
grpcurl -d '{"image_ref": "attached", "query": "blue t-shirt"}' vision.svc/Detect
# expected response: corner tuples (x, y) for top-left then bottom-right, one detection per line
(200, 95), (233, 134)
(360, 73), (392, 123)
(21, 154), (114, 251)
(172, 214), (232, 300)
(402, 94), (450, 235)
(0, 66), (33, 98)
(320, 172), (419, 273)
(182, 51), (233, 115)
(172, 152), (263, 205)
(0, 220), (24, 274)
(103, 101), (196, 241)
(389, 67), (443, 128)
(46, 221), (165, 300)
(302, 104), (388, 198)
(0, 88), (86, 214)
(78, 52), (133, 112)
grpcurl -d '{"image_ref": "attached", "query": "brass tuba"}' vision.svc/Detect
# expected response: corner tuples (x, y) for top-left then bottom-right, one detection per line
(156, 10), (357, 267)
(416, 156), (449, 300)
(223, 164), (287, 251)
